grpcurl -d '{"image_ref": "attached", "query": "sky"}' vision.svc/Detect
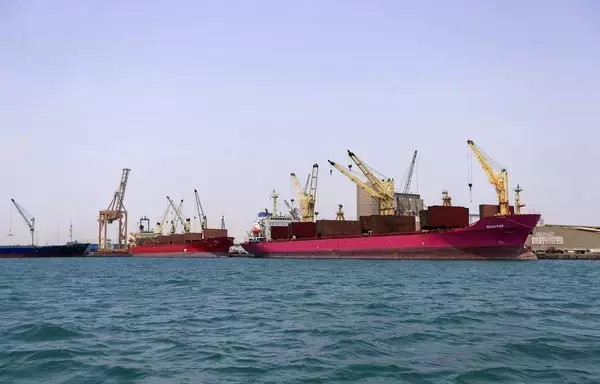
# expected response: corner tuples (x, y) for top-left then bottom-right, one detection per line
(1, 0), (599, 245)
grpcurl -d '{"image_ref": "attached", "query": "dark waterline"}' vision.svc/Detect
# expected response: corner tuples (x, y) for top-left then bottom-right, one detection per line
(1, 258), (599, 383)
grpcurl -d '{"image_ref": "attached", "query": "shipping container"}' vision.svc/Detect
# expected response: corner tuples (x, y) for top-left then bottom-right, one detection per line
(316, 220), (361, 237)
(270, 225), (289, 240)
(359, 216), (372, 232)
(426, 206), (469, 228)
(419, 210), (429, 228)
(369, 215), (416, 234)
(183, 233), (204, 242)
(203, 228), (228, 239)
(289, 222), (317, 238)
(479, 204), (515, 217)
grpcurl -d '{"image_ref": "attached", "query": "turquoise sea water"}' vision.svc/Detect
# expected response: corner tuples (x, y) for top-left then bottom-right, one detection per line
(1, 258), (599, 383)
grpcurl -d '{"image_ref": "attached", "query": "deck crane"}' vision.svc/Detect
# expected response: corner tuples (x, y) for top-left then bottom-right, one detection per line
(11, 199), (35, 246)
(98, 168), (130, 250)
(166, 196), (191, 233)
(397, 150), (418, 215)
(156, 199), (183, 234)
(284, 199), (300, 220)
(467, 140), (510, 216)
(194, 189), (208, 230)
(290, 163), (319, 222)
(328, 150), (395, 215)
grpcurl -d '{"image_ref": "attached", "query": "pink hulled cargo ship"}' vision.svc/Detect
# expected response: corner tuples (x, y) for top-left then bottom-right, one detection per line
(240, 212), (540, 260)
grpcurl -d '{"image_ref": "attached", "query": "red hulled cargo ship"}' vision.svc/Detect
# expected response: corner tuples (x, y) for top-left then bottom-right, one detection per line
(240, 212), (540, 260)
(129, 216), (234, 257)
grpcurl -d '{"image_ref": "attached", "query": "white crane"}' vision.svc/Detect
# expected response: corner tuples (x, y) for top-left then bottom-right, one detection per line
(284, 199), (300, 220)
(194, 189), (208, 230)
(166, 196), (191, 233)
(11, 199), (35, 246)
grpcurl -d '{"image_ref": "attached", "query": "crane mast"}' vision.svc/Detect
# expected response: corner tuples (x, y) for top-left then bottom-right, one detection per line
(290, 163), (319, 222)
(467, 140), (510, 216)
(329, 150), (395, 215)
(166, 196), (191, 233)
(194, 189), (208, 230)
(98, 168), (130, 250)
(11, 199), (35, 246)
(398, 150), (417, 215)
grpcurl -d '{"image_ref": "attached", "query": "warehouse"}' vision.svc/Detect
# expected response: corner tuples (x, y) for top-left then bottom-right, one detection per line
(526, 224), (600, 252)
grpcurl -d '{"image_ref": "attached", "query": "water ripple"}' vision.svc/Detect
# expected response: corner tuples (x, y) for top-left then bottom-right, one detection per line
(0, 258), (599, 383)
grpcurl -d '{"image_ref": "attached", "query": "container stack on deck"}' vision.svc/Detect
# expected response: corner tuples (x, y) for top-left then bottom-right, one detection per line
(289, 222), (317, 239)
(271, 225), (290, 240)
(420, 206), (469, 230)
(479, 204), (515, 217)
(360, 215), (416, 234)
(316, 220), (362, 237)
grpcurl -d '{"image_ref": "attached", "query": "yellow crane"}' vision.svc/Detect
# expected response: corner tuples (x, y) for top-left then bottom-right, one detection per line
(467, 140), (510, 216)
(290, 164), (319, 222)
(328, 150), (395, 215)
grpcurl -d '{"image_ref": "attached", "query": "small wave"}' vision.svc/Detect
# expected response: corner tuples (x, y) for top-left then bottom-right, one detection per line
(10, 324), (87, 342)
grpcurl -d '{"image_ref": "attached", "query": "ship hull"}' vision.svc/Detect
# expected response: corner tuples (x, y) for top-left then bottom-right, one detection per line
(0, 243), (90, 258)
(241, 214), (540, 260)
(130, 237), (234, 257)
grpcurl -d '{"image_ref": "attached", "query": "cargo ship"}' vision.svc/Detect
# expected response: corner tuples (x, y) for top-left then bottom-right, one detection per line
(128, 216), (234, 257)
(240, 211), (540, 260)
(0, 242), (90, 258)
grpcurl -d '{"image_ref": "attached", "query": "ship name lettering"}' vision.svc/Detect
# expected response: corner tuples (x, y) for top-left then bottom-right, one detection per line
(486, 224), (504, 229)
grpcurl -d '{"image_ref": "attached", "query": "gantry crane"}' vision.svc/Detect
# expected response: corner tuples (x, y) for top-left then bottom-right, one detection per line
(329, 150), (395, 215)
(10, 199), (35, 246)
(467, 140), (510, 216)
(290, 163), (319, 222)
(167, 196), (191, 233)
(398, 150), (418, 215)
(284, 199), (300, 220)
(98, 168), (130, 250)
(194, 189), (208, 230)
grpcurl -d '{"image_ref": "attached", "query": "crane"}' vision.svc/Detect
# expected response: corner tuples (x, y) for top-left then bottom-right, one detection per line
(11, 199), (35, 246)
(284, 199), (300, 220)
(167, 196), (191, 233)
(398, 150), (418, 215)
(98, 168), (130, 250)
(290, 163), (319, 222)
(328, 150), (395, 215)
(156, 199), (183, 234)
(467, 140), (510, 216)
(194, 189), (208, 230)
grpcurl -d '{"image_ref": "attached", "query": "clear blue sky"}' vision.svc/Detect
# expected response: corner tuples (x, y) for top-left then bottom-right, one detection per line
(1, 0), (599, 245)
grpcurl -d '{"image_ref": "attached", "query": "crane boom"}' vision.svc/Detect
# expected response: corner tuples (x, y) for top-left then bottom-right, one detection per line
(398, 150), (418, 215)
(11, 199), (35, 246)
(194, 189), (207, 230)
(115, 169), (130, 212)
(403, 150), (418, 194)
(467, 140), (510, 216)
(328, 160), (385, 199)
(166, 196), (191, 233)
(347, 150), (394, 198)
